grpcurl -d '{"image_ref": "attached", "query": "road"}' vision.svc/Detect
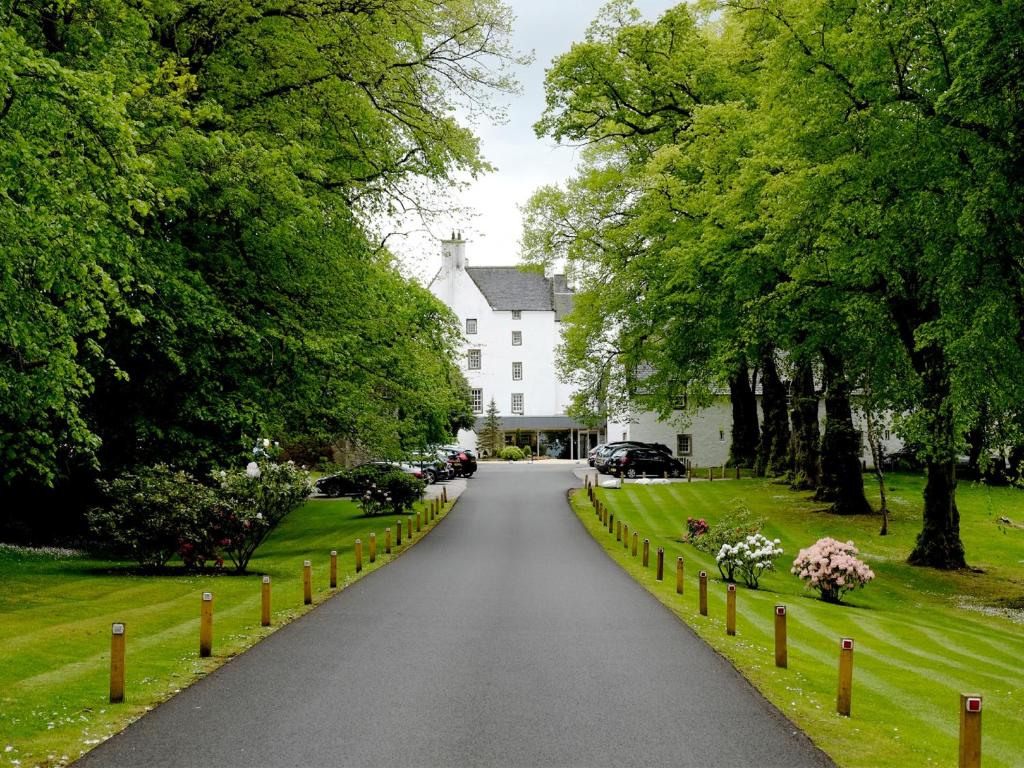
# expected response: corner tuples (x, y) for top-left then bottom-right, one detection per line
(77, 464), (832, 767)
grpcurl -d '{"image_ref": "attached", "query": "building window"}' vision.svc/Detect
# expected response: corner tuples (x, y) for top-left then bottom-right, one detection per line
(677, 434), (692, 456)
(512, 361), (522, 381)
(466, 318), (477, 334)
(471, 388), (483, 413)
(511, 393), (524, 414)
(512, 330), (522, 346)
(512, 310), (521, 320)
(468, 349), (481, 369)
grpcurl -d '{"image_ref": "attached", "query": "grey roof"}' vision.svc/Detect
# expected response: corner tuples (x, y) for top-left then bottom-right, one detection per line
(466, 267), (573, 317)
(473, 415), (601, 431)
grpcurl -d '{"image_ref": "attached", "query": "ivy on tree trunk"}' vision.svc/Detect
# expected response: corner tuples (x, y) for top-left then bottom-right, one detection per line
(728, 357), (759, 468)
(815, 351), (871, 515)
(755, 347), (791, 477)
(789, 361), (820, 491)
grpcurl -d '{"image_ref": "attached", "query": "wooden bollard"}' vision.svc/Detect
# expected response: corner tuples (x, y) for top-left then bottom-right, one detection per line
(656, 548), (664, 580)
(330, 550), (338, 588)
(261, 576), (271, 627)
(837, 638), (854, 716)
(416, 510), (422, 532)
(386, 527), (392, 553)
(303, 560), (313, 604)
(396, 520), (402, 546)
(676, 556), (684, 594)
(721, 464), (725, 479)
(708, 467), (713, 482)
(616, 520), (621, 542)
(699, 571), (708, 615)
(687, 466), (692, 482)
(355, 539), (363, 573)
(109, 622), (125, 703)
(622, 523), (629, 548)
(199, 592), (213, 657)
(735, 465), (740, 480)
(608, 512), (614, 534)
(959, 694), (982, 768)
(774, 605), (788, 667)
(632, 532), (639, 557)
(726, 584), (737, 636)
(407, 516), (412, 539)
(369, 533), (377, 562)
(642, 538), (650, 567)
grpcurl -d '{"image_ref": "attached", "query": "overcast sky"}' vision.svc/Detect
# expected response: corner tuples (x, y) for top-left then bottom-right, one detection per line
(394, 0), (679, 282)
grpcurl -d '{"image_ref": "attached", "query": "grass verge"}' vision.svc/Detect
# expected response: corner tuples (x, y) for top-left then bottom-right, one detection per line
(0, 495), (454, 767)
(576, 474), (1024, 768)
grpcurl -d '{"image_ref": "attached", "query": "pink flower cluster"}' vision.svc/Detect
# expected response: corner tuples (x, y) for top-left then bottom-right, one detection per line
(791, 537), (875, 603)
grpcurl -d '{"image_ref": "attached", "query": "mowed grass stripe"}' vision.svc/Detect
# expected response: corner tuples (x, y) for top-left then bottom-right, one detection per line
(574, 476), (1024, 768)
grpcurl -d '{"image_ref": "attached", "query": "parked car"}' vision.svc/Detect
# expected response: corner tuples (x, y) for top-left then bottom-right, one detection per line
(593, 441), (674, 473)
(606, 447), (686, 479)
(314, 461), (428, 497)
(409, 451), (452, 484)
(440, 446), (477, 478)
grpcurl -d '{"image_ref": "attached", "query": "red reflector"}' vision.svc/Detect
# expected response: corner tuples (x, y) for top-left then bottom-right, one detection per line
(776, 605), (786, 616)
(966, 697), (982, 713)
(841, 638), (854, 650)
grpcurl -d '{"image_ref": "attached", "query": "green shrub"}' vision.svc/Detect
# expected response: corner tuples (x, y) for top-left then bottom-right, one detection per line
(691, 502), (765, 580)
(87, 465), (217, 569)
(212, 462), (312, 573)
(500, 446), (525, 461)
(358, 470), (425, 516)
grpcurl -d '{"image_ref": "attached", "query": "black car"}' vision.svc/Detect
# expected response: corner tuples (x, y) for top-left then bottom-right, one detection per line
(314, 462), (427, 497)
(594, 441), (673, 473)
(606, 448), (686, 479)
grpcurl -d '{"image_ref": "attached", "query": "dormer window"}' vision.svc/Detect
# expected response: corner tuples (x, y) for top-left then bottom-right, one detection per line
(512, 310), (522, 320)
(466, 318), (477, 334)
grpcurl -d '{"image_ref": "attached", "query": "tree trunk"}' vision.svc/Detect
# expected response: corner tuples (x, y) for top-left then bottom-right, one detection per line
(755, 347), (792, 477)
(815, 351), (871, 515)
(864, 405), (889, 535)
(789, 361), (820, 490)
(728, 356), (759, 468)
(908, 460), (965, 568)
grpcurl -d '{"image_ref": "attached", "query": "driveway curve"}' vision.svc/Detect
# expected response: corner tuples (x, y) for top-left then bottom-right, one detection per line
(77, 464), (831, 767)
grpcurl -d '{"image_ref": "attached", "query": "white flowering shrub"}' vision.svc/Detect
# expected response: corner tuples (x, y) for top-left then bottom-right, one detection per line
(791, 537), (875, 603)
(716, 533), (784, 588)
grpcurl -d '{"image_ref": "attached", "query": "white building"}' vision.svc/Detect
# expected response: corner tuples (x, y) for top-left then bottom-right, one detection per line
(428, 234), (605, 458)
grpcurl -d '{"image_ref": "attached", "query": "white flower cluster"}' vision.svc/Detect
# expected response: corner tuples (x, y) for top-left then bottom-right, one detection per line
(716, 533), (784, 588)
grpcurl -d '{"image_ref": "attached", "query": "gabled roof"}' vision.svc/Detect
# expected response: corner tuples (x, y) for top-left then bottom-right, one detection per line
(466, 267), (573, 317)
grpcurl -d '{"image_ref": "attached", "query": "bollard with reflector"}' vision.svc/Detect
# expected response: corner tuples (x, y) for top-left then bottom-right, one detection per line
(632, 531), (639, 557)
(726, 584), (737, 636)
(622, 523), (629, 549)
(110, 623), (126, 703)
(959, 694), (982, 768)
(608, 512), (614, 534)
(330, 550), (338, 588)
(676, 556), (684, 594)
(369, 533), (377, 563)
(642, 538), (650, 567)
(837, 638), (854, 716)
(386, 527), (392, 553)
(699, 571), (708, 616)
(407, 517), (412, 540)
(396, 520), (402, 546)
(355, 539), (363, 573)
(261, 576), (271, 626)
(774, 605), (787, 668)
(656, 548), (664, 581)
(416, 510), (422, 532)
(199, 592), (213, 657)
(303, 560), (313, 604)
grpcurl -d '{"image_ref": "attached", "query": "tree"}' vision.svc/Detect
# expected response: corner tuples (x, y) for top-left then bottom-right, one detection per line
(478, 398), (503, 457)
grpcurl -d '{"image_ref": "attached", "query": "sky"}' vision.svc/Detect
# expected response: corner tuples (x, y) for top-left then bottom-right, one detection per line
(394, 0), (679, 282)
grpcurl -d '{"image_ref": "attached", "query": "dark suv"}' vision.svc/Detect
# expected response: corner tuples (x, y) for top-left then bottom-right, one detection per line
(606, 448), (686, 479)
(441, 446), (477, 478)
(594, 441), (673, 473)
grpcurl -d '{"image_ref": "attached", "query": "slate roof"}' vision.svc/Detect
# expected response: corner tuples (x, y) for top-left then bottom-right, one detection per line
(466, 267), (574, 318)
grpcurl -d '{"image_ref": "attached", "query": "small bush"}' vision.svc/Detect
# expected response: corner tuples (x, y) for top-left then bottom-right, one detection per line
(791, 537), (875, 603)
(716, 533), (784, 588)
(500, 446), (525, 461)
(359, 471), (425, 516)
(683, 516), (709, 542)
(88, 465), (216, 569)
(691, 503), (764, 558)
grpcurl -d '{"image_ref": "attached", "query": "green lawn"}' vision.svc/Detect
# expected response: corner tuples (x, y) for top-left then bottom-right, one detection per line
(0, 496), (452, 767)
(578, 474), (1024, 768)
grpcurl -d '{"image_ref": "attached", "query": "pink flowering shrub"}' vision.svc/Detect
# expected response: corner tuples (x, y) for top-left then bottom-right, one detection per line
(684, 516), (709, 542)
(791, 537), (875, 603)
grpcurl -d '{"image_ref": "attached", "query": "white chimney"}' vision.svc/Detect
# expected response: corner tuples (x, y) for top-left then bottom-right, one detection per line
(441, 232), (467, 301)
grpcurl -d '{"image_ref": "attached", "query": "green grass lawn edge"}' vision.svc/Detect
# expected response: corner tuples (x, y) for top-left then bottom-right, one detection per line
(571, 477), (1024, 768)
(0, 494), (458, 767)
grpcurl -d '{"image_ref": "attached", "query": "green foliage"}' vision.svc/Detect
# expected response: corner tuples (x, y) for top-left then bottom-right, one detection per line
(357, 471), (425, 517)
(477, 398), (504, 457)
(212, 462), (312, 573)
(691, 502), (764, 581)
(87, 466), (216, 569)
(499, 446), (525, 461)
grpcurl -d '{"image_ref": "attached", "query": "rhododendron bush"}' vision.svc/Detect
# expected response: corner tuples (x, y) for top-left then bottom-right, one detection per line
(716, 534), (784, 588)
(791, 537), (875, 603)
